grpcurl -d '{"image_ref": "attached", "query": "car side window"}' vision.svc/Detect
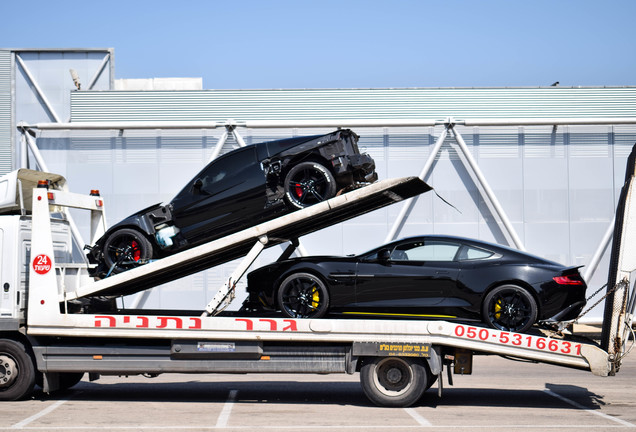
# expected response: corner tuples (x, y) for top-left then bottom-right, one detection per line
(198, 146), (257, 194)
(391, 241), (460, 262)
(457, 246), (495, 261)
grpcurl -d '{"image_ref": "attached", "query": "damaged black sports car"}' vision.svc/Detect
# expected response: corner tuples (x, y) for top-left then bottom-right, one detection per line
(87, 129), (377, 277)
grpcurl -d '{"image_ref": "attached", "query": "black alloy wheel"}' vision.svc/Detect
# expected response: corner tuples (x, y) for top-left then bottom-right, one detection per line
(277, 272), (330, 318)
(482, 284), (538, 333)
(284, 162), (337, 209)
(102, 228), (154, 275)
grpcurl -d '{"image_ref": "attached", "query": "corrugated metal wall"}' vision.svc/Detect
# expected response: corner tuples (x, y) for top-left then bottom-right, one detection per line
(71, 87), (636, 122)
(0, 51), (12, 175)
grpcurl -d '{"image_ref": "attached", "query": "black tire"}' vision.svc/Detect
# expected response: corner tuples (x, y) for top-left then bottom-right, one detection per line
(0, 339), (36, 401)
(58, 372), (84, 390)
(284, 161), (337, 209)
(102, 228), (154, 275)
(36, 372), (84, 391)
(277, 272), (330, 318)
(482, 284), (538, 333)
(360, 357), (430, 407)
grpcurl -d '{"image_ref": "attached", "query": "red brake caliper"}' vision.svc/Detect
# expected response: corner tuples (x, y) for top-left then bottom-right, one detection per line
(131, 240), (141, 261)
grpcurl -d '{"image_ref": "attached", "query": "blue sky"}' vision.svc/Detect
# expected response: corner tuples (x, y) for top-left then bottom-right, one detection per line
(2, 0), (635, 89)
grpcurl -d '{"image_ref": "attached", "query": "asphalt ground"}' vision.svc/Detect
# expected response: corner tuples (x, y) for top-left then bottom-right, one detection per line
(1, 348), (635, 432)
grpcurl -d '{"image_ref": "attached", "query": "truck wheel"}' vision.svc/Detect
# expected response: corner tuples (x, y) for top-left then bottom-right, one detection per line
(102, 228), (154, 274)
(360, 357), (429, 407)
(284, 162), (337, 209)
(0, 339), (36, 401)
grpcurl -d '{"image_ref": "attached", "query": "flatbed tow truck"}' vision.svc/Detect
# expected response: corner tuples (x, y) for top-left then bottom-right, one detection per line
(0, 154), (634, 407)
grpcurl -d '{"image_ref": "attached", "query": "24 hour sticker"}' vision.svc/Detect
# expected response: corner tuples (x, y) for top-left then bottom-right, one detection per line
(33, 254), (52, 275)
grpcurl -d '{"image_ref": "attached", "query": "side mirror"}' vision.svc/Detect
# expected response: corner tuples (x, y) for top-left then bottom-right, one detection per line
(192, 178), (203, 194)
(377, 248), (391, 262)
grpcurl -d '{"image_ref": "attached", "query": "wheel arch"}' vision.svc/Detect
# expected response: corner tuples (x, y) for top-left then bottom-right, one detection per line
(274, 267), (332, 298)
(356, 353), (438, 376)
(281, 153), (334, 180)
(91, 224), (155, 262)
(103, 223), (156, 242)
(0, 331), (31, 351)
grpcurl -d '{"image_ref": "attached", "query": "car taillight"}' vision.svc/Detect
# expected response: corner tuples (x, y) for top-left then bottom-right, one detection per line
(553, 275), (584, 285)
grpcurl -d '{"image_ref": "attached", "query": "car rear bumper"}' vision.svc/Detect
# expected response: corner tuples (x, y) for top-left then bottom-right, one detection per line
(543, 300), (586, 322)
(333, 153), (377, 182)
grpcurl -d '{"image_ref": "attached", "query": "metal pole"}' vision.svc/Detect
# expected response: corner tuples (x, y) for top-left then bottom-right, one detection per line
(27, 121), (225, 130)
(203, 236), (269, 316)
(384, 125), (450, 243)
(23, 117), (636, 131)
(462, 118), (636, 127)
(207, 130), (228, 163)
(129, 290), (153, 309)
(22, 129), (88, 258)
(23, 129), (50, 173)
(86, 54), (111, 90)
(232, 128), (247, 147)
(15, 55), (62, 123)
(451, 128), (526, 251)
(18, 128), (29, 169)
(583, 217), (615, 282)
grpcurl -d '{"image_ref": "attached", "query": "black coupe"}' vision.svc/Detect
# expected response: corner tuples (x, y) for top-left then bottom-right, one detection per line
(87, 129), (376, 277)
(244, 235), (587, 333)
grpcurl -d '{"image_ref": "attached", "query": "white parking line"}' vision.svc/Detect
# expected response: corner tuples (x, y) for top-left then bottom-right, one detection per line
(544, 389), (635, 427)
(215, 389), (239, 428)
(2, 423), (629, 429)
(11, 398), (70, 429)
(403, 407), (432, 426)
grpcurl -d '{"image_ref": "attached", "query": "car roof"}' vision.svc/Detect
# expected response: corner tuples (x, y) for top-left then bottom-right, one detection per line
(260, 130), (353, 158)
(377, 234), (560, 264)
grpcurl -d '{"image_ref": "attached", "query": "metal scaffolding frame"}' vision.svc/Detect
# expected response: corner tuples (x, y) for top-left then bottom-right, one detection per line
(15, 51), (113, 124)
(17, 116), (636, 295)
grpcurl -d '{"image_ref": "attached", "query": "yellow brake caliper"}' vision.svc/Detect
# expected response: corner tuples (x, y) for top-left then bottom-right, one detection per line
(311, 286), (320, 310)
(494, 298), (502, 319)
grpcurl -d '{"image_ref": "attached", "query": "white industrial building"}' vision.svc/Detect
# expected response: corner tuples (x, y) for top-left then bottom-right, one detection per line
(2, 48), (636, 318)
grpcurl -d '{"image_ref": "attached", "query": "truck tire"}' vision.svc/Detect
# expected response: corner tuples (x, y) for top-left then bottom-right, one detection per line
(36, 372), (84, 391)
(360, 357), (429, 407)
(0, 339), (36, 401)
(58, 372), (84, 390)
